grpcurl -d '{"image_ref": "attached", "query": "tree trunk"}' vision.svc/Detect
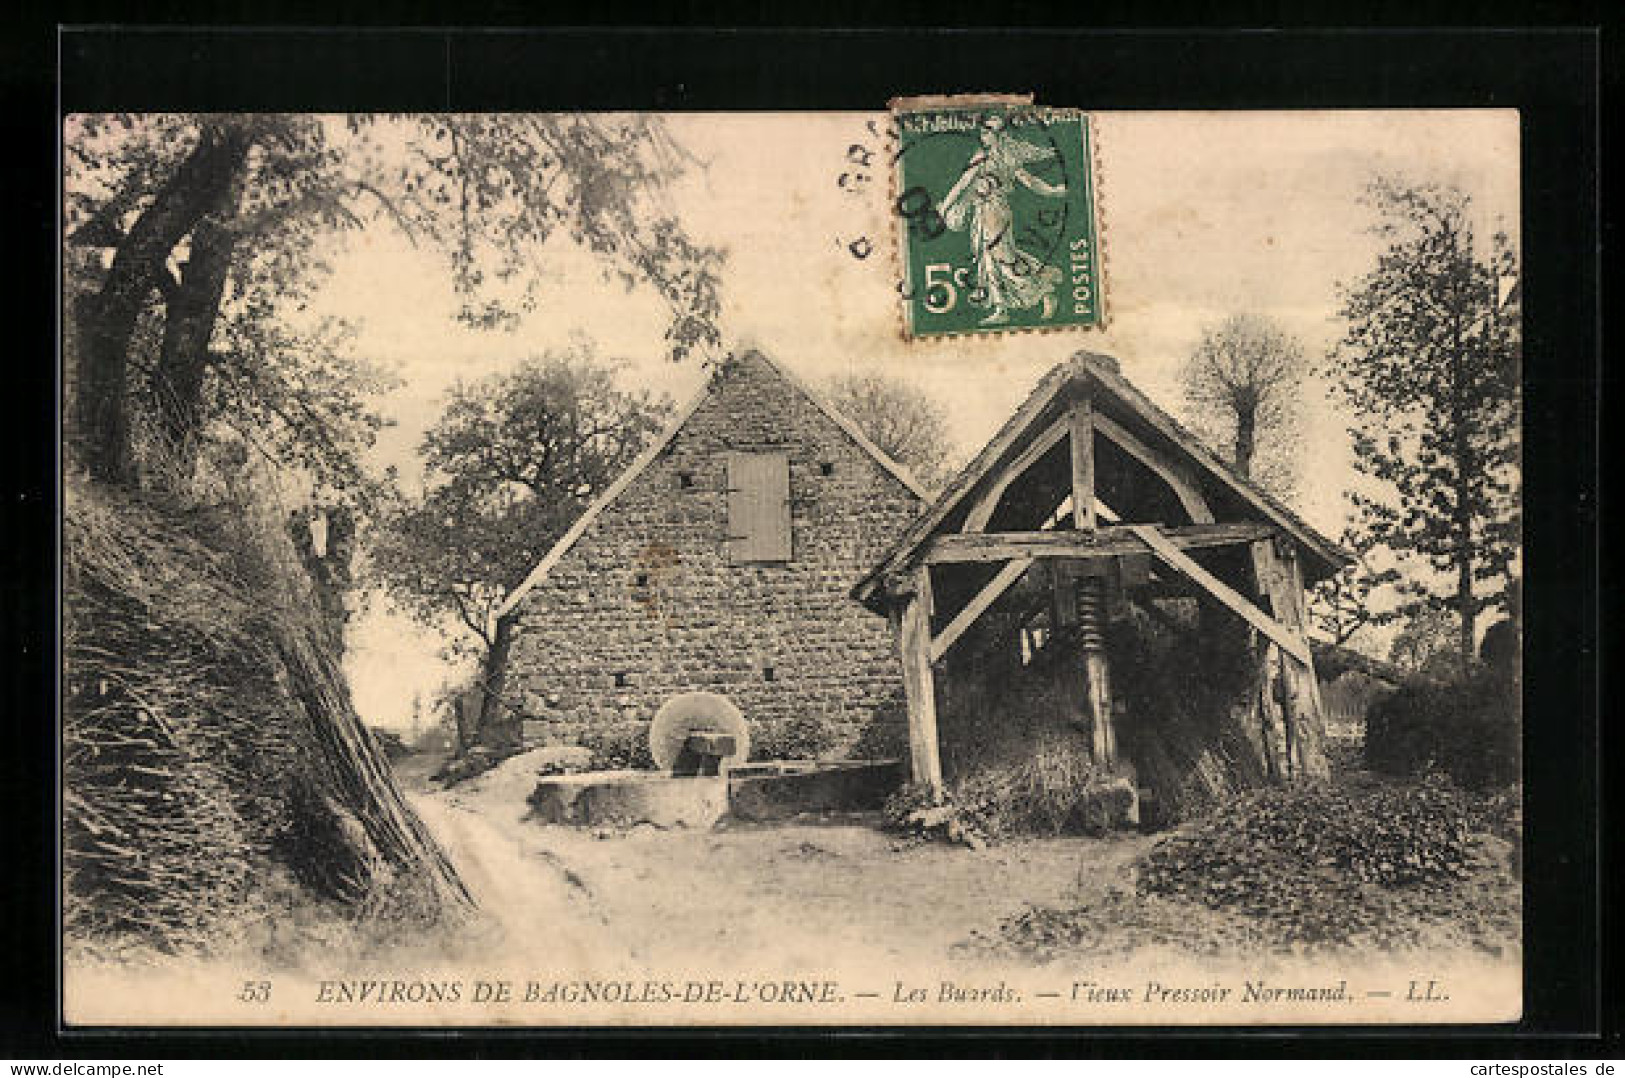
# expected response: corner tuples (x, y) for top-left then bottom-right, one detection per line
(1451, 310), (1477, 670)
(1233, 405), (1257, 478)
(154, 211), (240, 471)
(277, 606), (473, 914)
(74, 123), (252, 485)
(1457, 496), (1476, 668)
(474, 616), (520, 749)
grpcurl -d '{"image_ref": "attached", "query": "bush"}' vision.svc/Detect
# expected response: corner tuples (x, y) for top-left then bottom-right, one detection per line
(578, 722), (655, 771)
(749, 713), (839, 762)
(881, 781), (986, 849)
(1323, 731), (1365, 775)
(881, 780), (938, 829)
(1143, 777), (1475, 894)
(1133, 776), (1518, 949)
(849, 705), (910, 761)
(978, 775), (1524, 960)
(1364, 667), (1519, 790)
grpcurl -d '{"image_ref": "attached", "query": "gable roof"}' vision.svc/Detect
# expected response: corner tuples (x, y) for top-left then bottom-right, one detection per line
(853, 351), (1351, 605)
(495, 349), (930, 619)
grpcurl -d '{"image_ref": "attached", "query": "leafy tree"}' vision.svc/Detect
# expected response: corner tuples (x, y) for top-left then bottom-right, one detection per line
(1388, 606), (1463, 679)
(373, 347), (671, 673)
(64, 113), (721, 493)
(1309, 524), (1401, 649)
(60, 113), (719, 934)
(1329, 177), (1520, 667)
(1179, 312), (1308, 497)
(824, 372), (956, 493)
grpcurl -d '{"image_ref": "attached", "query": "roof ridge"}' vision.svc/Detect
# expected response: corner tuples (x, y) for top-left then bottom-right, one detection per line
(739, 349), (932, 501)
(853, 351), (1350, 607)
(496, 348), (928, 618)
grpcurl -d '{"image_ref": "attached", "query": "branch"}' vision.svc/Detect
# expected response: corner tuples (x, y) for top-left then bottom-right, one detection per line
(347, 179), (419, 247)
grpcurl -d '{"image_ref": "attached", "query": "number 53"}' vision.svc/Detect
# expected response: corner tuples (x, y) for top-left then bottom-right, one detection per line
(238, 980), (272, 1003)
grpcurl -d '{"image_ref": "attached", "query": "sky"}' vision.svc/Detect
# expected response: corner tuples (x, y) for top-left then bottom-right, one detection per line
(301, 110), (1520, 732)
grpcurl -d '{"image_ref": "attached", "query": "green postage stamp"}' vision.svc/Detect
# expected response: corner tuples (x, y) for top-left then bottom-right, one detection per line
(892, 100), (1105, 339)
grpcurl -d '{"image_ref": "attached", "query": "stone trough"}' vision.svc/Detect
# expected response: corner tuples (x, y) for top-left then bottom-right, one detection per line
(528, 759), (906, 830)
(526, 692), (906, 830)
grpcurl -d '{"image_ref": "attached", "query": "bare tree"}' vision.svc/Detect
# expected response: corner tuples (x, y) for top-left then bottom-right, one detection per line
(824, 372), (956, 494)
(1179, 313), (1308, 496)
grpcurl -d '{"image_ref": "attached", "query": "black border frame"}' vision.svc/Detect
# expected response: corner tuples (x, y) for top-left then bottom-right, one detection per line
(3, 18), (1608, 1058)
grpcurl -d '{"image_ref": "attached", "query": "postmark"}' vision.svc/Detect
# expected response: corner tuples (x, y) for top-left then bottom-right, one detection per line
(889, 98), (1105, 339)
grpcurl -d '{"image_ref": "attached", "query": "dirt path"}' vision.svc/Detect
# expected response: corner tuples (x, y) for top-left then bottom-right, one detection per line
(421, 753), (1155, 972)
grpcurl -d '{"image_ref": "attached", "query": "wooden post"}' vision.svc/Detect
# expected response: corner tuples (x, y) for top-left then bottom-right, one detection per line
(1248, 539), (1330, 779)
(1075, 573), (1117, 767)
(1070, 396), (1097, 532)
(1085, 651), (1115, 765)
(892, 567), (944, 798)
(1065, 391), (1108, 764)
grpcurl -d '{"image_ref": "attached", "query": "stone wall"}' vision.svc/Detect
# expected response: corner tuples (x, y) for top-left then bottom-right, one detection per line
(503, 352), (923, 759)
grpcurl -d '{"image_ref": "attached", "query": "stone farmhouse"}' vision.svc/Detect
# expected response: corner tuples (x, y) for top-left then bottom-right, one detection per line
(490, 350), (929, 757)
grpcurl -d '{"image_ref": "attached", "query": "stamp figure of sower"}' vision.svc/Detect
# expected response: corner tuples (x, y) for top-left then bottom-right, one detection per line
(940, 114), (1068, 325)
(894, 102), (1103, 338)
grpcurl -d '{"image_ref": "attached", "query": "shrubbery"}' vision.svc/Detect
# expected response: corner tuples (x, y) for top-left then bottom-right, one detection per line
(749, 713), (840, 762)
(1133, 775), (1517, 948)
(981, 774), (1522, 961)
(881, 781), (991, 849)
(1142, 776), (1475, 894)
(578, 722), (656, 771)
(1364, 667), (1519, 790)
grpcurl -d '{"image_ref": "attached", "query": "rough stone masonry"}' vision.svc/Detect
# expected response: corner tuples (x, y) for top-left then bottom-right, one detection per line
(501, 351), (926, 758)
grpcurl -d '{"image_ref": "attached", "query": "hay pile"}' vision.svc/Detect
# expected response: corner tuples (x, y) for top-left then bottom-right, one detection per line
(63, 478), (471, 955)
(1107, 599), (1278, 825)
(933, 590), (1302, 832)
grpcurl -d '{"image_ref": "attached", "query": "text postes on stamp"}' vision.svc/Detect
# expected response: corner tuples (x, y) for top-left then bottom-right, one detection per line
(892, 102), (1104, 339)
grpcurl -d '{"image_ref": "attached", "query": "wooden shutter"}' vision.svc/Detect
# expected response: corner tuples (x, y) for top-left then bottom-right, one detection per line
(726, 451), (791, 563)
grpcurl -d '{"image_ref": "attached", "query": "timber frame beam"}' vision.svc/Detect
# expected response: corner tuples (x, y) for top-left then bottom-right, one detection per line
(961, 415), (1071, 532)
(922, 522), (1275, 566)
(929, 557), (1033, 662)
(1093, 412), (1215, 525)
(892, 566), (945, 796)
(1127, 524), (1312, 665)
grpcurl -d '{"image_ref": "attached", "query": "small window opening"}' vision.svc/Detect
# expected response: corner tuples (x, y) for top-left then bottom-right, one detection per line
(614, 672), (629, 688)
(678, 471), (695, 489)
(634, 572), (649, 588)
(762, 665), (776, 683)
(818, 461), (835, 477)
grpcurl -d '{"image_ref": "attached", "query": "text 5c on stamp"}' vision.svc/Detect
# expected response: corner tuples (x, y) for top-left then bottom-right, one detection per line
(891, 101), (1105, 339)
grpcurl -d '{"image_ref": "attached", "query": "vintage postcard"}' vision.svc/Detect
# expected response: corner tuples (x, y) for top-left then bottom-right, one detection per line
(61, 108), (1522, 1027)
